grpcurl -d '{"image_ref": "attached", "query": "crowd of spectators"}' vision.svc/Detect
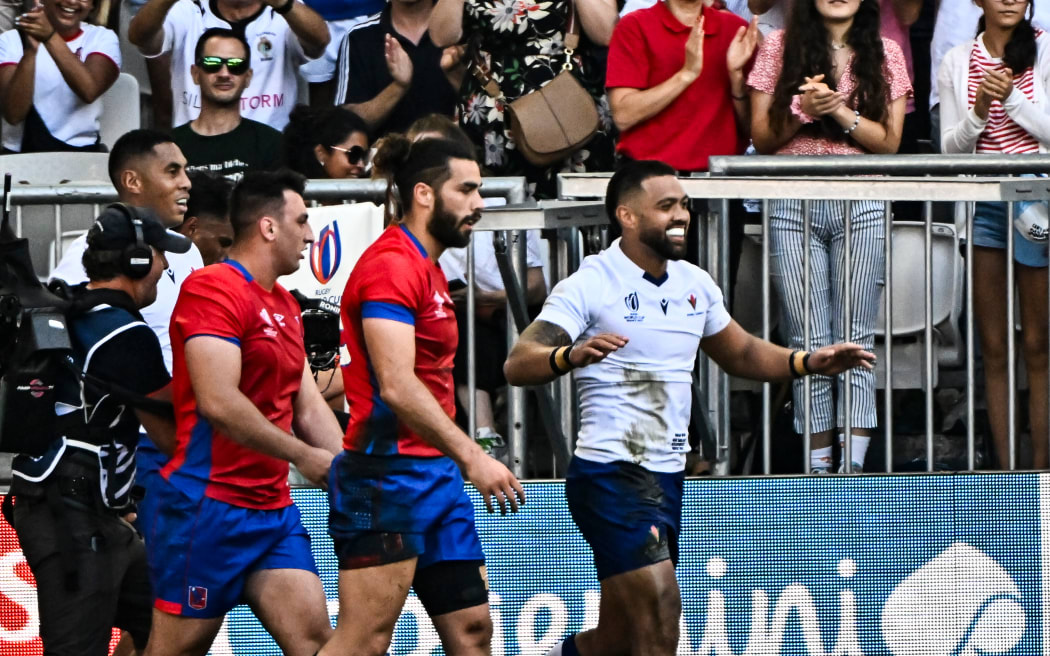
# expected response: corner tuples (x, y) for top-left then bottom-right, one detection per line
(0, 0), (1048, 469)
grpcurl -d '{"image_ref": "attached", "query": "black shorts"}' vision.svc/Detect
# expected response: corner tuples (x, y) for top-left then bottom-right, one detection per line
(11, 494), (152, 654)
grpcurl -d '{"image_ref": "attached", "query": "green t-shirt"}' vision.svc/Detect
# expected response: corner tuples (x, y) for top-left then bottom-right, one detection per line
(172, 118), (282, 180)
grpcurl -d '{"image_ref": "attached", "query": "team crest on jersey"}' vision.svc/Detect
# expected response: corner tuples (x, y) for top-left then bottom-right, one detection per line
(188, 586), (208, 610)
(688, 294), (697, 309)
(310, 221), (342, 284)
(257, 35), (274, 61)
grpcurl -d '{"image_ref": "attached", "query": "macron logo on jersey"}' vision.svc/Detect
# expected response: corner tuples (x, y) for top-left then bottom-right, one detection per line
(433, 291), (449, 318)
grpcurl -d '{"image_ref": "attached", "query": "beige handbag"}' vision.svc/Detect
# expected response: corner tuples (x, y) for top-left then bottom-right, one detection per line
(473, 1), (600, 167)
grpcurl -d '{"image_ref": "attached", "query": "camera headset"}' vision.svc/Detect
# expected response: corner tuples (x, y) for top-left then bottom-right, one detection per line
(95, 203), (154, 279)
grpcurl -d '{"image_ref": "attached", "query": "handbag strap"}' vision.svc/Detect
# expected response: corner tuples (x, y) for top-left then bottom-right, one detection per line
(472, 0), (580, 99)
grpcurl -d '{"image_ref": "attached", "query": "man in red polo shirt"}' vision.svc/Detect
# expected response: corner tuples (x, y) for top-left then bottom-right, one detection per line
(608, 0), (760, 172)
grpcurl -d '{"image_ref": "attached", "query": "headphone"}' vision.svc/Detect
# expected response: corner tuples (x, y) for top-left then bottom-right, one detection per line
(102, 203), (154, 279)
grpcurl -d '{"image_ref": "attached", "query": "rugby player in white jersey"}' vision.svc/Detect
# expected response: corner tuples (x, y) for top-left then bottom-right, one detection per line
(504, 159), (876, 656)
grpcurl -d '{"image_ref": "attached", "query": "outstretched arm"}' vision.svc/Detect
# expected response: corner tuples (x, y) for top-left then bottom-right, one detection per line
(504, 319), (628, 386)
(699, 319), (875, 381)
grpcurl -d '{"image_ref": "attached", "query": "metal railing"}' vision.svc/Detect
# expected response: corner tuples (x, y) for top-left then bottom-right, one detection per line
(560, 155), (1050, 476)
(5, 177), (612, 480)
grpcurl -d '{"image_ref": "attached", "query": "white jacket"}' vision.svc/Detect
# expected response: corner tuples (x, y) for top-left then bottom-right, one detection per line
(938, 31), (1050, 153)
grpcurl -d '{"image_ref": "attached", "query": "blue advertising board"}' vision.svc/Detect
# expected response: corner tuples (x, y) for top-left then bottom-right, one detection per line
(198, 473), (1045, 656)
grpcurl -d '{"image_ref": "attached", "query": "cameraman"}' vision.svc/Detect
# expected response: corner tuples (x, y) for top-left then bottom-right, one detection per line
(7, 206), (188, 655)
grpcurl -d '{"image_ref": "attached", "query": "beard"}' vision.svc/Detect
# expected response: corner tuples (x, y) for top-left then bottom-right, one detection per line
(638, 222), (687, 261)
(427, 195), (478, 249)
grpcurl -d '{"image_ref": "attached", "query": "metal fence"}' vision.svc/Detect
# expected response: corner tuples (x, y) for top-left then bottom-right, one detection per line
(560, 154), (1050, 476)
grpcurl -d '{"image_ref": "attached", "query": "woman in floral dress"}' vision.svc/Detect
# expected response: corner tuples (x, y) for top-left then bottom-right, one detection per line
(430, 0), (620, 198)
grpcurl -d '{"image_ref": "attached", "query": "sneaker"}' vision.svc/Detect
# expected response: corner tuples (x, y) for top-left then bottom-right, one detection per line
(475, 427), (508, 462)
(837, 462), (864, 474)
(809, 468), (831, 476)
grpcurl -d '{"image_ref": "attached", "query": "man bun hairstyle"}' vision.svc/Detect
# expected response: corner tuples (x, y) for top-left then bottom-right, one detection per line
(229, 169), (307, 239)
(605, 160), (677, 237)
(372, 134), (477, 223)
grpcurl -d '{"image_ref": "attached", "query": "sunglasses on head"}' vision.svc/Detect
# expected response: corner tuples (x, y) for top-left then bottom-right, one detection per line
(197, 56), (249, 75)
(329, 144), (368, 166)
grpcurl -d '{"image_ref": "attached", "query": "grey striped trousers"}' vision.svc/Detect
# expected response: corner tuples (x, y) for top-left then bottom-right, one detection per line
(770, 199), (885, 433)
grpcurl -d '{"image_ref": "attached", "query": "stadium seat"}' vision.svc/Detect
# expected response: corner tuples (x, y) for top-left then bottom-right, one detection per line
(873, 221), (963, 389)
(100, 73), (141, 150)
(0, 151), (112, 279)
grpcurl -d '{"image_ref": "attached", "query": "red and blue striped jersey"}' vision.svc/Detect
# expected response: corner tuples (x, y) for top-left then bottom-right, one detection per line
(340, 225), (457, 457)
(164, 260), (305, 509)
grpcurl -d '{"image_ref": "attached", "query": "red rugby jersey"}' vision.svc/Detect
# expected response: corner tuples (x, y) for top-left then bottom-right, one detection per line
(164, 260), (305, 509)
(340, 225), (457, 457)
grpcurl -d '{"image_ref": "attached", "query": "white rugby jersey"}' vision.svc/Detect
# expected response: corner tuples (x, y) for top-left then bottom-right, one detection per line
(50, 235), (204, 373)
(152, 0), (310, 129)
(0, 24), (121, 151)
(536, 239), (731, 473)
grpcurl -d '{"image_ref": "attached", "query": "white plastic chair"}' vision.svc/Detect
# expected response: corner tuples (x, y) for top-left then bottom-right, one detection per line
(873, 221), (963, 389)
(99, 73), (141, 150)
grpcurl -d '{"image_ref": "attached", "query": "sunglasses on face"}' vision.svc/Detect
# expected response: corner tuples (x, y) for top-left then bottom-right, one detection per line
(329, 144), (368, 166)
(197, 56), (249, 75)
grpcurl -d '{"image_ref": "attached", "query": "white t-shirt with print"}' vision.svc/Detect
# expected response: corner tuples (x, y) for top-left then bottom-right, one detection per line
(535, 239), (731, 473)
(0, 24), (121, 151)
(152, 0), (310, 129)
(50, 234), (205, 373)
(439, 230), (544, 294)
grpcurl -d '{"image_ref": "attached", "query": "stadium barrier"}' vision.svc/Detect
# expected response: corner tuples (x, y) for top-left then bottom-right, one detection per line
(559, 155), (1050, 475)
(1, 472), (1046, 654)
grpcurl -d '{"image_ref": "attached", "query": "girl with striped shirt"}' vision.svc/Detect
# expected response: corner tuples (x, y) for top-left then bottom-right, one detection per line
(938, 0), (1050, 469)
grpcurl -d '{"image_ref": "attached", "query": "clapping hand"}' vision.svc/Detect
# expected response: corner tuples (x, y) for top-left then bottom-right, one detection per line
(14, 4), (53, 50)
(799, 73), (846, 117)
(386, 33), (413, 88)
(681, 13), (705, 82)
(727, 15), (761, 74)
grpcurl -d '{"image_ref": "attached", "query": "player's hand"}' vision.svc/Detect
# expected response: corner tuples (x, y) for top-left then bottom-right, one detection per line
(805, 342), (876, 376)
(680, 13), (704, 81)
(294, 445), (335, 488)
(464, 450), (525, 515)
(566, 333), (629, 368)
(386, 34), (413, 88)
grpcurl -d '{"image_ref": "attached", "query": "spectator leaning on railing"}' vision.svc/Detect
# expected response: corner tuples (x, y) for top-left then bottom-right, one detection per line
(172, 28), (283, 180)
(128, 0), (329, 130)
(749, 0), (911, 473)
(0, 0), (120, 153)
(938, 0), (1050, 469)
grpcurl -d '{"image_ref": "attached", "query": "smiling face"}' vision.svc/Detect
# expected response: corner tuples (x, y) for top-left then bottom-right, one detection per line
(191, 35), (253, 107)
(43, 0), (92, 34)
(814, 0), (862, 25)
(321, 131), (370, 179)
(126, 142), (192, 228)
(622, 175), (690, 262)
(977, 0), (1030, 30)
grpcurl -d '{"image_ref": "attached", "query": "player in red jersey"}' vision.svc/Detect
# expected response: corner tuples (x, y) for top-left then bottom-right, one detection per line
(145, 170), (342, 656)
(318, 135), (524, 656)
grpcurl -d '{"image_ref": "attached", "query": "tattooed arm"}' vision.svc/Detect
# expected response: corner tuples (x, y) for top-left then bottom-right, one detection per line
(504, 320), (629, 386)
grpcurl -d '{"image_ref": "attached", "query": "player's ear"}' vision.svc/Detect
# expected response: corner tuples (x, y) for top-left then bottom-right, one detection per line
(413, 181), (434, 211)
(259, 215), (278, 242)
(616, 204), (636, 231)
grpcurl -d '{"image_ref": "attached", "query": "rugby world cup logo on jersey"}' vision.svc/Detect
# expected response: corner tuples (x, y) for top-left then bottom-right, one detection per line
(310, 221), (342, 285)
(624, 291), (644, 322)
